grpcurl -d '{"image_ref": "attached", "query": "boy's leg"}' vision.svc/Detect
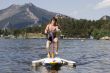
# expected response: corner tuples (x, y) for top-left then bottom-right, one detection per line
(46, 40), (51, 58)
(54, 38), (58, 54)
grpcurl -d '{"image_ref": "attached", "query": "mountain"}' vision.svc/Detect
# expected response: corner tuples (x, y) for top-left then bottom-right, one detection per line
(0, 3), (56, 29)
(100, 15), (110, 20)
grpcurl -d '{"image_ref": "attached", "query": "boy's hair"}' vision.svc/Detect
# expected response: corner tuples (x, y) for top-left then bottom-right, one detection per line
(51, 17), (57, 22)
(52, 17), (57, 22)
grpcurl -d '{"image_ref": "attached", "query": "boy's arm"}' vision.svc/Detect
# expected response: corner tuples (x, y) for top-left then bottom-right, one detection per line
(45, 25), (49, 34)
(56, 25), (60, 31)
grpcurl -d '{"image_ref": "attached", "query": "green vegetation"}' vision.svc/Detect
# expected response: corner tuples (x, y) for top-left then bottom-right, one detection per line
(0, 17), (110, 39)
(59, 18), (110, 39)
(0, 24), (46, 38)
(57, 18), (110, 39)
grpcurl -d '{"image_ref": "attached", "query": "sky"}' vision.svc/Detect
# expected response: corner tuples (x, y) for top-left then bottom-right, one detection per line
(0, 0), (110, 20)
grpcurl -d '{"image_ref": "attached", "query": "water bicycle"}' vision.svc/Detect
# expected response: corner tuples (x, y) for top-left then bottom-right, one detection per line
(32, 30), (76, 69)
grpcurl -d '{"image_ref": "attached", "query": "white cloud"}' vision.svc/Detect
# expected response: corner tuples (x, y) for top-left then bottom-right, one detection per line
(95, 0), (110, 9)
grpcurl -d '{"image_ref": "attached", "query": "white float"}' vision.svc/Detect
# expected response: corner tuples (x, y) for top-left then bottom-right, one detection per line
(32, 57), (76, 68)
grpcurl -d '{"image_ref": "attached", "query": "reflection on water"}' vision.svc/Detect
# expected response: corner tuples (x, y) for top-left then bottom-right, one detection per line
(32, 66), (59, 73)
(0, 39), (110, 73)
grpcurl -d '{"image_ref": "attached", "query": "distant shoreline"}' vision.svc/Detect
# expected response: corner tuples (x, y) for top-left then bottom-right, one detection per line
(1, 37), (110, 40)
(0, 33), (110, 40)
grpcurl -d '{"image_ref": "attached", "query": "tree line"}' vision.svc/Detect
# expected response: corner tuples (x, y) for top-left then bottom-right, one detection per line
(57, 17), (110, 39)
(0, 17), (110, 39)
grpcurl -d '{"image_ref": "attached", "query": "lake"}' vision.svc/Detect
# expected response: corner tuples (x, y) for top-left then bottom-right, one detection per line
(0, 39), (110, 73)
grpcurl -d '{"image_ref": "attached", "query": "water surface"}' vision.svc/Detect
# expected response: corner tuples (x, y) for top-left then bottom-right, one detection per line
(0, 39), (110, 73)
